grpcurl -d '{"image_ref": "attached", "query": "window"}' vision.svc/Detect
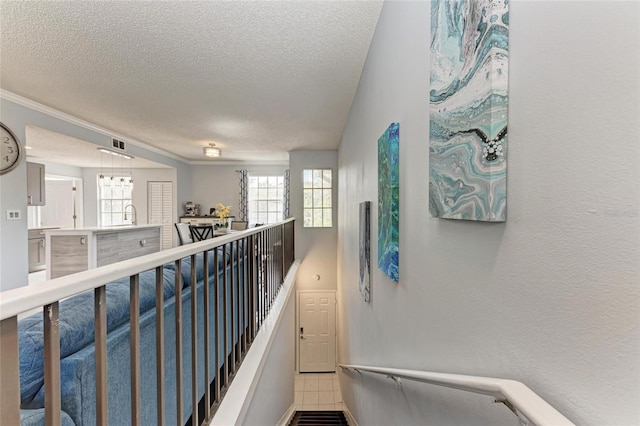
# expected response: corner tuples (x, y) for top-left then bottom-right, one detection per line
(98, 176), (133, 226)
(303, 169), (332, 227)
(248, 175), (284, 224)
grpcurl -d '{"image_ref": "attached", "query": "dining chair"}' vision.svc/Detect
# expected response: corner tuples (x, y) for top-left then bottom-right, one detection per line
(231, 220), (248, 231)
(175, 223), (193, 245)
(190, 224), (214, 241)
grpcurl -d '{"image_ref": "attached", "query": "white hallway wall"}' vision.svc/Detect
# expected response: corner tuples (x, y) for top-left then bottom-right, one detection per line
(290, 150), (338, 292)
(242, 289), (295, 425)
(190, 164), (288, 218)
(337, 1), (639, 426)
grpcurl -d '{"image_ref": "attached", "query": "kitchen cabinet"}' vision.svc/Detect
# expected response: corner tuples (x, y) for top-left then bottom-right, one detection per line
(27, 161), (46, 206)
(45, 225), (161, 279)
(28, 229), (46, 272)
(28, 227), (59, 272)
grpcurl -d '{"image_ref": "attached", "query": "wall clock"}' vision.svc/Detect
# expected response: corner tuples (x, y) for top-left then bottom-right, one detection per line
(1, 122), (24, 175)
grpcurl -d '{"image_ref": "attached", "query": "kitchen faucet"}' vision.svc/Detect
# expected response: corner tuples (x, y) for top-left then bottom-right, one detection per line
(124, 204), (138, 225)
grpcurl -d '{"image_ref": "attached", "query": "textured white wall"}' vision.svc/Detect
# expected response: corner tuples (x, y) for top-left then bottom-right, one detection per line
(290, 151), (338, 291)
(190, 164), (288, 218)
(337, 1), (639, 425)
(0, 101), (28, 291)
(243, 291), (296, 425)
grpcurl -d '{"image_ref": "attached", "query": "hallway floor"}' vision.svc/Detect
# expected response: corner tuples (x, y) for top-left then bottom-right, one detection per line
(294, 372), (343, 411)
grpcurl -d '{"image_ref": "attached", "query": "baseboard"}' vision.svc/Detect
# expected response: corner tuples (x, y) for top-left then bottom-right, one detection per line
(276, 403), (296, 426)
(342, 403), (359, 426)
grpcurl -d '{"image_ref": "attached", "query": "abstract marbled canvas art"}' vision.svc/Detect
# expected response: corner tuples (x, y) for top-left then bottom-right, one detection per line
(429, 0), (509, 222)
(359, 201), (371, 302)
(378, 123), (399, 282)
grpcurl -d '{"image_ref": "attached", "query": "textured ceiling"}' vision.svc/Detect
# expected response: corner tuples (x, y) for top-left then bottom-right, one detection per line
(1, 1), (382, 163)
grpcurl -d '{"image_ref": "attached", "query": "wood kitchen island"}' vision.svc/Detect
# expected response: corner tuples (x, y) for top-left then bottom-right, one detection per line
(44, 225), (161, 279)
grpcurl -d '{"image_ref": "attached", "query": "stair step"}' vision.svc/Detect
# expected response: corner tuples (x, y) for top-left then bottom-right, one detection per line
(289, 411), (348, 426)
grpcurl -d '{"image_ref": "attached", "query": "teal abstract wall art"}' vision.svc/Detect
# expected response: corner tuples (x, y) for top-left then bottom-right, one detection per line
(378, 122), (399, 282)
(429, 0), (509, 222)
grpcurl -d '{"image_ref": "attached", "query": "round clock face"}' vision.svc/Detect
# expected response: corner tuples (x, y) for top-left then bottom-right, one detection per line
(1, 123), (24, 175)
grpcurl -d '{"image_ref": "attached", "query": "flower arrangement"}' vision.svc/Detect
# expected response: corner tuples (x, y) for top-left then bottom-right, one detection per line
(214, 203), (232, 228)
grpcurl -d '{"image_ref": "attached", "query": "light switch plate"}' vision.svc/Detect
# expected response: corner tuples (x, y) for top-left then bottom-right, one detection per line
(6, 210), (21, 220)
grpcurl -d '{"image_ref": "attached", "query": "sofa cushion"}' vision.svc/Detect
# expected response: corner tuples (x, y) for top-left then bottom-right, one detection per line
(26, 258), (243, 426)
(20, 408), (75, 426)
(18, 266), (176, 404)
(166, 246), (230, 288)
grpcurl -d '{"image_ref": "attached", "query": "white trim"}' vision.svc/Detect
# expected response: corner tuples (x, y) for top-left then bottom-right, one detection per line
(190, 160), (289, 166)
(210, 260), (300, 426)
(276, 403), (296, 426)
(246, 169), (288, 177)
(0, 90), (188, 163)
(342, 403), (359, 426)
(339, 364), (575, 426)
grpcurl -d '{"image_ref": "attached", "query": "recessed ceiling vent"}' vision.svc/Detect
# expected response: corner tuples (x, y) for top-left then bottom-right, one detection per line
(111, 138), (127, 151)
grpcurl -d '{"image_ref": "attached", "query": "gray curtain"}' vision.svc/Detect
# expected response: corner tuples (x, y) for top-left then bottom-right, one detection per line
(238, 169), (248, 221)
(283, 169), (290, 219)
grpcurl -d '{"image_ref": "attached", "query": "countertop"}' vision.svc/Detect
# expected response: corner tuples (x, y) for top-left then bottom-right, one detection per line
(28, 226), (61, 231)
(180, 215), (236, 218)
(43, 224), (161, 234)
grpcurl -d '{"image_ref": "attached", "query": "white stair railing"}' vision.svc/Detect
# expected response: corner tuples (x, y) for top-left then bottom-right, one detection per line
(339, 364), (574, 426)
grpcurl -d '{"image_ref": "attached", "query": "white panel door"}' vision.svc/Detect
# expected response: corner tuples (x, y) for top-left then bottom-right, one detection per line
(148, 181), (173, 249)
(299, 291), (336, 372)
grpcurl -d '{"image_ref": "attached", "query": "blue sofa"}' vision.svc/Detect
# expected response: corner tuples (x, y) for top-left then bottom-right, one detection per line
(18, 244), (247, 425)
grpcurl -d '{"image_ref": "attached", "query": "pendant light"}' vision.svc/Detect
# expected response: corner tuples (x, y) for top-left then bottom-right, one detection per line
(97, 146), (135, 186)
(204, 143), (221, 157)
(128, 156), (134, 191)
(98, 151), (105, 187)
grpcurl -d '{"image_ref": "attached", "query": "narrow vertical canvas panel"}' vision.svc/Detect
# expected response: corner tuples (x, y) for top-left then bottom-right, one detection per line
(359, 201), (371, 302)
(378, 123), (399, 282)
(429, 0), (509, 222)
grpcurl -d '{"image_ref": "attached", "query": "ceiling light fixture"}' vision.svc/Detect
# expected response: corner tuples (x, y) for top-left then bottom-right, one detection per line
(97, 147), (135, 160)
(203, 143), (221, 158)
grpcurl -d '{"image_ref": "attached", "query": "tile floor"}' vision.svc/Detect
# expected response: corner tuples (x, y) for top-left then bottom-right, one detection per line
(294, 372), (343, 411)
